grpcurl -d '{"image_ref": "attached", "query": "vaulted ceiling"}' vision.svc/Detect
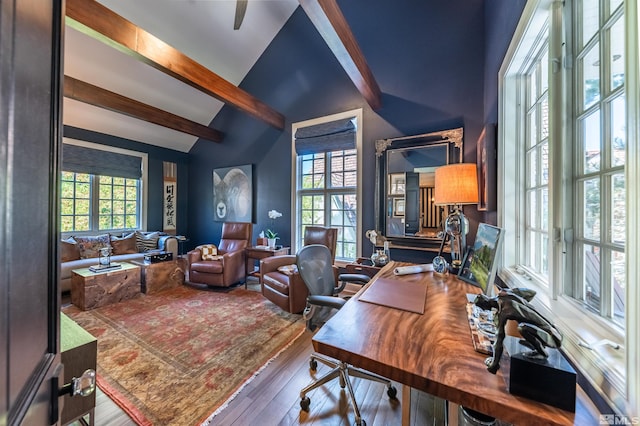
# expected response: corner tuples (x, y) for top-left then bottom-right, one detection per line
(63, 0), (380, 153)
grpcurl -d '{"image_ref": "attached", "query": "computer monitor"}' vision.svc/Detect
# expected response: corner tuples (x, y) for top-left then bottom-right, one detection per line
(458, 223), (504, 297)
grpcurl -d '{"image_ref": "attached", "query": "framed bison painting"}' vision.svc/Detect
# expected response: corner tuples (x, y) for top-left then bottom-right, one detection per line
(213, 164), (252, 222)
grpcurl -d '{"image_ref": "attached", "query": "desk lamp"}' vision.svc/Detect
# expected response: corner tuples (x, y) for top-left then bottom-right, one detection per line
(434, 163), (479, 273)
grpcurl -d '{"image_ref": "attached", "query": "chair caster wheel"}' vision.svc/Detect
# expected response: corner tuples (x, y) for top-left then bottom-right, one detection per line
(300, 396), (310, 411)
(309, 359), (317, 371)
(387, 385), (397, 399)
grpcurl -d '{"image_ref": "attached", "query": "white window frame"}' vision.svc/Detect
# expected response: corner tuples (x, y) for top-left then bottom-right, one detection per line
(498, 0), (639, 415)
(291, 109), (363, 262)
(61, 138), (148, 236)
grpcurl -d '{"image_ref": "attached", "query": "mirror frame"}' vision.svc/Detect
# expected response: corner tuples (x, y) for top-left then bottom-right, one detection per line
(374, 127), (463, 251)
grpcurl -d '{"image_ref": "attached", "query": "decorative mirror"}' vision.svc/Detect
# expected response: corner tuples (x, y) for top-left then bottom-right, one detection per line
(374, 127), (463, 250)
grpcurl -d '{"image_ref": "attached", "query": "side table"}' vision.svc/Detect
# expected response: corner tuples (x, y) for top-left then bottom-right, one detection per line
(61, 313), (97, 425)
(130, 259), (186, 294)
(245, 246), (290, 288)
(71, 262), (141, 310)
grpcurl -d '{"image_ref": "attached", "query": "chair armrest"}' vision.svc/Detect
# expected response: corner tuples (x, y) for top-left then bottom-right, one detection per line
(187, 249), (201, 266)
(260, 255), (297, 273)
(221, 249), (244, 264)
(338, 273), (371, 286)
(307, 295), (346, 310)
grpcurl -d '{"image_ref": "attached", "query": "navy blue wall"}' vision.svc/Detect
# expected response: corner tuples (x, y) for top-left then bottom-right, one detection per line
(187, 1), (523, 260)
(63, 126), (190, 234)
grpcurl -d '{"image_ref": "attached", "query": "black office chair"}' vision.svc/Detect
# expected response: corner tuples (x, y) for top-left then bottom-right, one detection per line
(296, 244), (397, 426)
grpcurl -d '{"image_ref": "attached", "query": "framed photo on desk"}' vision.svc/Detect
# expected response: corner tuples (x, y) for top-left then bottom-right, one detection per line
(458, 223), (503, 296)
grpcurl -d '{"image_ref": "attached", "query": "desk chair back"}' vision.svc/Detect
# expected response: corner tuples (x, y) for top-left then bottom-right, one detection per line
(296, 244), (336, 296)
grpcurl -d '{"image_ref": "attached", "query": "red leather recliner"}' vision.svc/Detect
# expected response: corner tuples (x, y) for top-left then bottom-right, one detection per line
(260, 226), (338, 313)
(187, 222), (252, 287)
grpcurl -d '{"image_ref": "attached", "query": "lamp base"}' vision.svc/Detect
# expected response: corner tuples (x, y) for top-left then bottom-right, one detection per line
(449, 259), (462, 275)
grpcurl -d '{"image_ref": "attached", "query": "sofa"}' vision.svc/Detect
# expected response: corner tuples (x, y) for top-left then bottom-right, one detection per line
(59, 231), (178, 293)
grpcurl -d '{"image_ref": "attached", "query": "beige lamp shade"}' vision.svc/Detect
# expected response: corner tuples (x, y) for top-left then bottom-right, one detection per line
(434, 163), (479, 205)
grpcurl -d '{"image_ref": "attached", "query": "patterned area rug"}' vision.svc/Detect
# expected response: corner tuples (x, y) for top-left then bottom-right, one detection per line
(63, 284), (304, 425)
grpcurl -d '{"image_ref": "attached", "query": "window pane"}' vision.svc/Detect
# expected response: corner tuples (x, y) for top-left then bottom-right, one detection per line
(583, 178), (600, 240)
(99, 200), (111, 215)
(582, 109), (601, 172)
(541, 234), (549, 274)
(75, 199), (90, 215)
(583, 244), (601, 313)
(611, 95), (626, 166)
(331, 172), (344, 187)
(541, 188), (549, 231)
(612, 250), (625, 323)
(582, 0), (599, 46)
(529, 68), (537, 107)
(611, 173), (625, 244)
(582, 43), (601, 110)
(540, 50), (548, 91)
(528, 109), (537, 148)
(610, 17), (624, 91)
(331, 155), (344, 172)
(527, 150), (537, 186)
(61, 181), (74, 198)
(61, 216), (74, 232)
(76, 182), (90, 198)
(75, 216), (90, 231)
(526, 230), (535, 267)
(610, 0), (622, 15)
(541, 142), (549, 185)
(540, 96), (549, 139)
(527, 190), (537, 228)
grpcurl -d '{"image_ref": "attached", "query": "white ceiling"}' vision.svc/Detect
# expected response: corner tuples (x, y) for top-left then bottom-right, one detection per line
(63, 0), (300, 152)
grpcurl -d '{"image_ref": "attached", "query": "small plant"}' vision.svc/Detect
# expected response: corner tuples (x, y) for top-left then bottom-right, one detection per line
(265, 229), (279, 240)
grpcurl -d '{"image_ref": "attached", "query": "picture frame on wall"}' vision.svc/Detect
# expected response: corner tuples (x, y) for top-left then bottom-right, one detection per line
(393, 198), (405, 217)
(389, 173), (405, 195)
(213, 164), (252, 222)
(477, 124), (497, 211)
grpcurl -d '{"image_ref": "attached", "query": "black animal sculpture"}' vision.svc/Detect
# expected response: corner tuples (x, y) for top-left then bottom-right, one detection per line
(474, 287), (563, 374)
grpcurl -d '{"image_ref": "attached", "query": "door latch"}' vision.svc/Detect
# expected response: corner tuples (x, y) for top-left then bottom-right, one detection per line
(51, 368), (96, 424)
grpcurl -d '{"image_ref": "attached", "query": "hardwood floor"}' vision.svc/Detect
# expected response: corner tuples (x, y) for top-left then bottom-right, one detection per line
(67, 279), (448, 426)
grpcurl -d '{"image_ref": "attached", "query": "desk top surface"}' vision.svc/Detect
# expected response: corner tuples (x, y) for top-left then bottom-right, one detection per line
(312, 261), (599, 426)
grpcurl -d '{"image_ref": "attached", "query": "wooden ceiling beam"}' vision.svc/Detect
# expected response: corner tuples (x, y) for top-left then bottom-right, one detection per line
(64, 76), (224, 142)
(65, 0), (285, 130)
(299, 0), (382, 110)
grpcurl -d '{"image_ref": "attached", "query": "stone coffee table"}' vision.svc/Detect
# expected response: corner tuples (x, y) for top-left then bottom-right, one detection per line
(71, 262), (141, 310)
(130, 259), (186, 294)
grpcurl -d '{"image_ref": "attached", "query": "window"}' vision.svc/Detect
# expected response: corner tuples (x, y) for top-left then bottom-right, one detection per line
(60, 140), (147, 235)
(292, 109), (363, 262)
(499, 0), (637, 414)
(525, 34), (550, 279)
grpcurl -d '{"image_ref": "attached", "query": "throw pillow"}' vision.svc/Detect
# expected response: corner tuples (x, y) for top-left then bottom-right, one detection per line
(111, 233), (137, 255)
(60, 237), (80, 262)
(74, 234), (110, 259)
(135, 231), (160, 252)
(200, 244), (218, 260)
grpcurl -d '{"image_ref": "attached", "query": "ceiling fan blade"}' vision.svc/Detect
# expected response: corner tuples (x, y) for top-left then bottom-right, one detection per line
(234, 0), (248, 30)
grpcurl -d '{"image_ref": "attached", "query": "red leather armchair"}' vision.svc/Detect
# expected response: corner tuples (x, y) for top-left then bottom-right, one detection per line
(187, 222), (252, 288)
(260, 226), (338, 313)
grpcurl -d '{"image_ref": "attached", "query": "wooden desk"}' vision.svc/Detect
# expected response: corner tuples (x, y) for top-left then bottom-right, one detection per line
(312, 261), (600, 425)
